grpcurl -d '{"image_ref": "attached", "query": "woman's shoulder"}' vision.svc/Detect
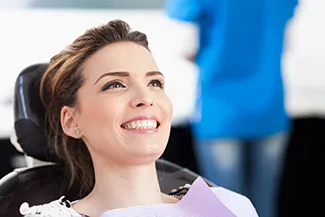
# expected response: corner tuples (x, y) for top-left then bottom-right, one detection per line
(210, 186), (259, 217)
(19, 196), (86, 217)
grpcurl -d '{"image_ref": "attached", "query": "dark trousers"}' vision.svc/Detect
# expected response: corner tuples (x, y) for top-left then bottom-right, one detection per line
(278, 117), (325, 217)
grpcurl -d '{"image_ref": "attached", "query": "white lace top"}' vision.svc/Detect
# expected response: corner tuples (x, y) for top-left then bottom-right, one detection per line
(20, 196), (84, 217)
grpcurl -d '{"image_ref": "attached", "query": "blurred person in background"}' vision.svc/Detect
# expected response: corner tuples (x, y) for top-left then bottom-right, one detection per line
(164, 1), (297, 217)
(278, 1), (325, 216)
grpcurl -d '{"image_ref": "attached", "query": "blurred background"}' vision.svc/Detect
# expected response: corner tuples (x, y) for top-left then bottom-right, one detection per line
(0, 1), (324, 217)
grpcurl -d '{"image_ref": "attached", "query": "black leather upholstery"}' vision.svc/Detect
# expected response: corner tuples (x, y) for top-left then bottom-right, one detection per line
(13, 63), (60, 163)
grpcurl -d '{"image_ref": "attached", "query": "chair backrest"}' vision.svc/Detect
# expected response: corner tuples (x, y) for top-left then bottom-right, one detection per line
(13, 63), (60, 163)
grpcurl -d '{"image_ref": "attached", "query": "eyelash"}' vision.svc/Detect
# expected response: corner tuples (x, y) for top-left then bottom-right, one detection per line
(101, 80), (126, 91)
(149, 79), (164, 89)
(101, 79), (164, 91)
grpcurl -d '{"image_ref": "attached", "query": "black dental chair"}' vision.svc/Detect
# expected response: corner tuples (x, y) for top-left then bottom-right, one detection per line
(0, 64), (215, 217)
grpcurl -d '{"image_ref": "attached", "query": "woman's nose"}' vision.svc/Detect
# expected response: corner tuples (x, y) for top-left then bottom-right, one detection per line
(130, 92), (154, 108)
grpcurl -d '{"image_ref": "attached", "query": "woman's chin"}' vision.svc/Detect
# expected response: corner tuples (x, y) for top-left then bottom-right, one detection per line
(126, 144), (166, 165)
(123, 154), (161, 166)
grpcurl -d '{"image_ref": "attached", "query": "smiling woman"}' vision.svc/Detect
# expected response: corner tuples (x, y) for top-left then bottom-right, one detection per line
(19, 20), (258, 217)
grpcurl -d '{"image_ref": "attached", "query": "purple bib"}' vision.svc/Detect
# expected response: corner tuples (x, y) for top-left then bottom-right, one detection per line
(100, 177), (237, 217)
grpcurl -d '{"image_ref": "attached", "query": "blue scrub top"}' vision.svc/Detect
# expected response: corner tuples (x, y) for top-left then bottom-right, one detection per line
(165, 0), (297, 139)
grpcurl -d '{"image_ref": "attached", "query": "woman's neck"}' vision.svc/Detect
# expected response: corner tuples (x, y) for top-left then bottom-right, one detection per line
(74, 159), (166, 216)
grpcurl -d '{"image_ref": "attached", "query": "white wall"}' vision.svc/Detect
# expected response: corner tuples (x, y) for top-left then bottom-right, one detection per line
(282, 1), (325, 117)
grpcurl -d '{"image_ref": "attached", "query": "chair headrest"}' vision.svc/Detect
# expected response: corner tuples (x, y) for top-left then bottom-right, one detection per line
(13, 63), (60, 163)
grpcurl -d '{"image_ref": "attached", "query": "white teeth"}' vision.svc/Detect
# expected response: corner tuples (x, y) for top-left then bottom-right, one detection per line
(122, 119), (158, 130)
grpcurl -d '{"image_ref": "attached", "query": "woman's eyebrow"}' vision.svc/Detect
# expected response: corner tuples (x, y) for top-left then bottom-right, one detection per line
(146, 71), (164, 77)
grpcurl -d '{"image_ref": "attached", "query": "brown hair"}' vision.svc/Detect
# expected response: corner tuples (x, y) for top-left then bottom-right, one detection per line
(40, 20), (149, 196)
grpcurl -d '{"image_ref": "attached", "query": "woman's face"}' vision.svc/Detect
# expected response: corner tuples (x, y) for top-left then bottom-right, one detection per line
(64, 42), (173, 165)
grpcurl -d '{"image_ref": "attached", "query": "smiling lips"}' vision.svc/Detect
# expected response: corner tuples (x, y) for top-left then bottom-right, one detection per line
(121, 116), (160, 133)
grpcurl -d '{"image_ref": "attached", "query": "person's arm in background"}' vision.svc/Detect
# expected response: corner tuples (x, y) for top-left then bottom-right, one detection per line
(164, 0), (201, 62)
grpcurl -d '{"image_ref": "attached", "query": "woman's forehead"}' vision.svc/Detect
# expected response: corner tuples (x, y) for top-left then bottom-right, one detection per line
(82, 42), (158, 80)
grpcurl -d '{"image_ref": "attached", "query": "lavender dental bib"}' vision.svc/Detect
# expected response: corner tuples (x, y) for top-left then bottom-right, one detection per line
(100, 177), (237, 217)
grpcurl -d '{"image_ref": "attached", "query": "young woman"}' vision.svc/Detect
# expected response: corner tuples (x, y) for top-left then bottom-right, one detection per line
(20, 20), (258, 217)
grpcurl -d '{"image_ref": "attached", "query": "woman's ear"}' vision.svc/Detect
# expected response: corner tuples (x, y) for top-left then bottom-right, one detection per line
(61, 106), (82, 139)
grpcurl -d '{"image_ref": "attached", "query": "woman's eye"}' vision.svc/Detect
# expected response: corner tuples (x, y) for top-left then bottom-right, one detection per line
(148, 79), (164, 89)
(102, 81), (126, 91)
